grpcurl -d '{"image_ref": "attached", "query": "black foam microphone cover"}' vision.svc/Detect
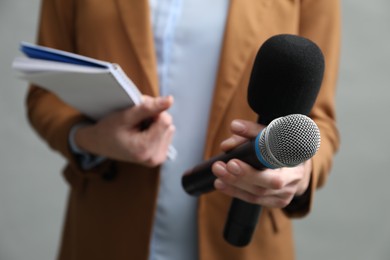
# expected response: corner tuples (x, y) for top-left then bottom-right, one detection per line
(248, 34), (324, 125)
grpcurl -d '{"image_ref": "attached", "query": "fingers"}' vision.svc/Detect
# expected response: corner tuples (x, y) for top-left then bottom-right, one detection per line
(214, 179), (295, 208)
(213, 159), (305, 208)
(220, 120), (265, 151)
(151, 124), (175, 165)
(213, 160), (282, 193)
(122, 95), (174, 125)
(94, 95), (175, 166)
(220, 135), (247, 152)
(139, 112), (176, 166)
(120, 95), (175, 165)
(230, 119), (264, 138)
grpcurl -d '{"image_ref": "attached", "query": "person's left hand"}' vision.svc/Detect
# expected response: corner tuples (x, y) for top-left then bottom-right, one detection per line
(212, 119), (312, 208)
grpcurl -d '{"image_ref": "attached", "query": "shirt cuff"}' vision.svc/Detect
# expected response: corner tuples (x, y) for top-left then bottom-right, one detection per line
(68, 122), (106, 170)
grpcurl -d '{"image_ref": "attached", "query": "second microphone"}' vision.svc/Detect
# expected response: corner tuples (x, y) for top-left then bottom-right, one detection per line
(181, 114), (321, 196)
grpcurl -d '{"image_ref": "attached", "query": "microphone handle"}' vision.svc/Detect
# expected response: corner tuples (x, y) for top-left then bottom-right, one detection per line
(223, 135), (267, 247)
(181, 134), (267, 247)
(224, 198), (262, 247)
(182, 139), (263, 196)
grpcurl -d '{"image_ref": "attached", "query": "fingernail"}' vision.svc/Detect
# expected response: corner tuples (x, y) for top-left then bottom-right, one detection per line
(157, 97), (169, 107)
(215, 179), (226, 190)
(213, 162), (227, 176)
(232, 120), (245, 133)
(228, 161), (241, 175)
(221, 138), (235, 148)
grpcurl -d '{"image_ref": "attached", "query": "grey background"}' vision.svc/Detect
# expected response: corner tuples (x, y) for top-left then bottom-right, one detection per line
(0, 0), (389, 259)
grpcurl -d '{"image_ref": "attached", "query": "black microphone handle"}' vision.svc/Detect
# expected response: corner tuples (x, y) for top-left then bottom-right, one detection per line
(224, 198), (262, 247)
(223, 131), (267, 247)
(223, 116), (270, 247)
(182, 138), (265, 196)
(181, 136), (267, 247)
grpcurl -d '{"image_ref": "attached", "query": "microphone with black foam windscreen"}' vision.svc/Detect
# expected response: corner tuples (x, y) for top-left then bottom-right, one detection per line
(181, 34), (325, 246)
(182, 34), (324, 195)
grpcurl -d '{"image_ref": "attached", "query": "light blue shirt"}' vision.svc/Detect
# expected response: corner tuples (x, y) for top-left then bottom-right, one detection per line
(69, 1), (230, 259)
(149, 1), (229, 260)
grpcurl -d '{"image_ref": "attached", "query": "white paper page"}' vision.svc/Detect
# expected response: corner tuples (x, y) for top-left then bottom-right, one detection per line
(21, 71), (135, 120)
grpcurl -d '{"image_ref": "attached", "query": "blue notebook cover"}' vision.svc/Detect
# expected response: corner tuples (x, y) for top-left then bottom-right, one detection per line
(20, 42), (108, 69)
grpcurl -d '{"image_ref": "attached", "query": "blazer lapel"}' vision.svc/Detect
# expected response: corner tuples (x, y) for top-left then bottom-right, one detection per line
(204, 0), (272, 157)
(114, 0), (159, 97)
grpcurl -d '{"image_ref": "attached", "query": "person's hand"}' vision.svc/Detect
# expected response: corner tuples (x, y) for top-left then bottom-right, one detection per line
(74, 95), (175, 167)
(212, 119), (312, 208)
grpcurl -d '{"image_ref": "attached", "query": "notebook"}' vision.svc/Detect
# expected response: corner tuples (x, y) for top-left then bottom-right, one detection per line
(13, 42), (143, 120)
(13, 42), (177, 159)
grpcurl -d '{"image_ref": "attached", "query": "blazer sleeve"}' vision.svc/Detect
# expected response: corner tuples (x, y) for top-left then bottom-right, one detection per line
(26, 0), (112, 177)
(284, 0), (341, 217)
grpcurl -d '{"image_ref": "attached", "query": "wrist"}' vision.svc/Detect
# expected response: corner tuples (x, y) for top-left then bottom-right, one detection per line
(69, 122), (107, 170)
(74, 123), (99, 155)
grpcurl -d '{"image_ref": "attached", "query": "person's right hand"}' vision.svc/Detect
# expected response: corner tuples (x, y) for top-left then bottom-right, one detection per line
(74, 95), (175, 167)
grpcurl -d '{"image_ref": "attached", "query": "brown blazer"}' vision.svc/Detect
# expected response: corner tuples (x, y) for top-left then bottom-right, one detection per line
(27, 0), (341, 259)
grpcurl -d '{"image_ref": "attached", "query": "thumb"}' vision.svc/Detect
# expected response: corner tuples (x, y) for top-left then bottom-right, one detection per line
(123, 95), (174, 125)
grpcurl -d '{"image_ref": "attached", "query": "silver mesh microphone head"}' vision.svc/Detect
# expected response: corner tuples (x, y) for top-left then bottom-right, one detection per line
(258, 114), (321, 168)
